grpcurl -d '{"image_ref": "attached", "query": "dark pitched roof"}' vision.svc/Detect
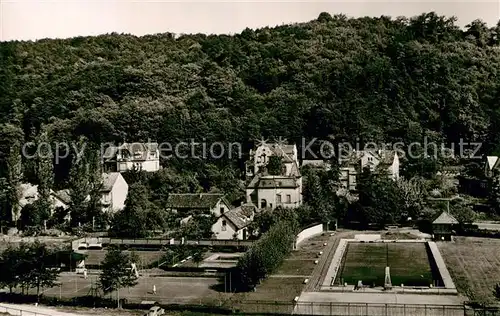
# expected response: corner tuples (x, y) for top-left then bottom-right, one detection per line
(257, 177), (299, 189)
(433, 211), (459, 224)
(223, 204), (256, 230)
(341, 150), (397, 167)
(101, 172), (122, 192)
(166, 193), (228, 209)
(269, 144), (295, 163)
(247, 174), (300, 189)
(51, 189), (71, 205)
(103, 142), (158, 161)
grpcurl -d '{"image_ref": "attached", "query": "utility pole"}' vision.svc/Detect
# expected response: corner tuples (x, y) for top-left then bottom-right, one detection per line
(117, 284), (120, 309)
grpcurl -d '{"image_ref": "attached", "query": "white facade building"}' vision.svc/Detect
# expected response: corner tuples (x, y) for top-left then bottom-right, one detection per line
(100, 172), (128, 213)
(103, 142), (160, 173)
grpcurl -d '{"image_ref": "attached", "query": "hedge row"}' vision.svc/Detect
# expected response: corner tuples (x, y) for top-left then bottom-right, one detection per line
(234, 220), (298, 290)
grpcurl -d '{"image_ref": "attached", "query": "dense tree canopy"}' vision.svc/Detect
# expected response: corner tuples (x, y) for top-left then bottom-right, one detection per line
(1, 12), (500, 153)
(1, 12), (500, 228)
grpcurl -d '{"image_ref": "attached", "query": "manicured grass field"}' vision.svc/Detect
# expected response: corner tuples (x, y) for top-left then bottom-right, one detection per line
(336, 242), (435, 287)
(84, 250), (164, 268)
(438, 236), (500, 303)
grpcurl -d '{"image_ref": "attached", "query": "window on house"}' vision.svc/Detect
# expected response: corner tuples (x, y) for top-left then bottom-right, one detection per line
(220, 207), (224, 214)
(276, 194), (282, 203)
(222, 220), (227, 231)
(286, 194), (291, 203)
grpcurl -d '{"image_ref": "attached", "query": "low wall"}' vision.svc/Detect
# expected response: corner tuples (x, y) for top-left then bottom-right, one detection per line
(321, 239), (457, 293)
(427, 242), (456, 290)
(322, 238), (352, 288)
(72, 237), (254, 250)
(295, 224), (324, 248)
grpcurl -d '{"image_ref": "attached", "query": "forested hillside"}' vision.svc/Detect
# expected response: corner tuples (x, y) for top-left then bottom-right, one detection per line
(1, 12), (500, 211)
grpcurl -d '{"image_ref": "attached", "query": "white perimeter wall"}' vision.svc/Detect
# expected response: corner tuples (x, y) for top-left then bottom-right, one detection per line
(296, 223), (323, 247)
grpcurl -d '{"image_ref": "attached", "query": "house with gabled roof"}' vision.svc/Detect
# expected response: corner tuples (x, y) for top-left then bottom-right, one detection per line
(246, 175), (302, 209)
(165, 193), (231, 217)
(432, 211), (459, 241)
(16, 183), (71, 222)
(103, 142), (160, 173)
(338, 149), (400, 192)
(100, 172), (128, 213)
(485, 156), (500, 177)
(245, 142), (303, 210)
(246, 143), (300, 178)
(212, 203), (257, 240)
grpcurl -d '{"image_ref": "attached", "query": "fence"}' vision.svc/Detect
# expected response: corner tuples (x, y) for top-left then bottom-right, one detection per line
(2, 299), (500, 316)
(0, 304), (52, 316)
(71, 237), (255, 250)
(228, 301), (498, 316)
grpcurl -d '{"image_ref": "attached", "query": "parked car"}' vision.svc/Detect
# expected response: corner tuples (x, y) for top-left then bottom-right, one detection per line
(145, 306), (165, 316)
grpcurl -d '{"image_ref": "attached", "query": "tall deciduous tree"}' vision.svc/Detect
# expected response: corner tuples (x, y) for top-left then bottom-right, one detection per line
(68, 137), (102, 227)
(109, 183), (165, 238)
(396, 176), (426, 219)
(35, 129), (53, 227)
(0, 241), (60, 300)
(0, 123), (24, 225)
(489, 170), (500, 215)
(99, 245), (138, 308)
(26, 241), (60, 301)
(355, 168), (403, 227)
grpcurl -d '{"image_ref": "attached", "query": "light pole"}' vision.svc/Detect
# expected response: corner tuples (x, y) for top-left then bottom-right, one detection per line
(117, 284), (120, 309)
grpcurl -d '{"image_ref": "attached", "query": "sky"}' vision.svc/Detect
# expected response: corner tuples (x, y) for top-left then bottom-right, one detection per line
(1, 0), (499, 42)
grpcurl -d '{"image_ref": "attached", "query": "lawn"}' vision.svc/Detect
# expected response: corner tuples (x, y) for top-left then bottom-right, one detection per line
(336, 242), (435, 287)
(276, 259), (316, 275)
(438, 236), (500, 303)
(84, 250), (164, 269)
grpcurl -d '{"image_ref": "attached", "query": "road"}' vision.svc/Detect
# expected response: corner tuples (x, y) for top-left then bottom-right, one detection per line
(474, 221), (500, 231)
(0, 303), (90, 316)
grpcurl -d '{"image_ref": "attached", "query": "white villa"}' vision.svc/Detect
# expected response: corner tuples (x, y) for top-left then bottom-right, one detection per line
(245, 142), (302, 209)
(103, 142), (160, 173)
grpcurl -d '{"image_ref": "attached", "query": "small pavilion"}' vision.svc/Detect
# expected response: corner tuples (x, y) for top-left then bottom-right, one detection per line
(432, 211), (459, 241)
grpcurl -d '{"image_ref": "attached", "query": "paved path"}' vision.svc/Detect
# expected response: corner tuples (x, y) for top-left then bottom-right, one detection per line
(474, 221), (500, 231)
(303, 231), (353, 292)
(0, 303), (90, 316)
(297, 292), (464, 305)
(269, 275), (311, 278)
